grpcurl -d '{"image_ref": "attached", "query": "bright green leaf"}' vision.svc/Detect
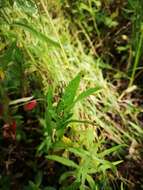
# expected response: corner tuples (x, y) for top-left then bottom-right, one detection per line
(46, 155), (79, 168)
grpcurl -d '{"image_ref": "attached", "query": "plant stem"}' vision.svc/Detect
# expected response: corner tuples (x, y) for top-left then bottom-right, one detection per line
(129, 27), (143, 87)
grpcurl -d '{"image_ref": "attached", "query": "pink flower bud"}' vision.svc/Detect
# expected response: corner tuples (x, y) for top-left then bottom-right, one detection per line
(24, 99), (37, 111)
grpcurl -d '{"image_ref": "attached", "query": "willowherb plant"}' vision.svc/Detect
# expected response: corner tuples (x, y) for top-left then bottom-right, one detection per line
(37, 72), (101, 154)
(37, 73), (124, 189)
(46, 128), (123, 190)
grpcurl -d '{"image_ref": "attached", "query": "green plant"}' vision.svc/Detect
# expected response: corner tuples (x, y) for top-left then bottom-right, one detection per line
(46, 128), (123, 190)
(0, 1), (143, 189)
(60, 0), (118, 54)
(0, 175), (11, 190)
(127, 0), (143, 86)
(38, 72), (101, 154)
(24, 171), (56, 190)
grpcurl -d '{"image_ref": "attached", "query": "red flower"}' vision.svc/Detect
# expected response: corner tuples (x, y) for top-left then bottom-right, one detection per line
(24, 99), (37, 111)
(11, 120), (16, 131)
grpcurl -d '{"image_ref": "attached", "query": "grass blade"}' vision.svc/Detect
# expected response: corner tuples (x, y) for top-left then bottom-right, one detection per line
(46, 155), (79, 168)
(98, 145), (125, 157)
(12, 22), (60, 47)
(74, 86), (101, 104)
(57, 73), (81, 112)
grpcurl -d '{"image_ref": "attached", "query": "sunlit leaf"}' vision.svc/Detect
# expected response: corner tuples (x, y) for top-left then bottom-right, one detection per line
(46, 155), (79, 168)
(57, 73), (81, 112)
(98, 145), (124, 157)
(74, 86), (101, 104)
(12, 22), (60, 47)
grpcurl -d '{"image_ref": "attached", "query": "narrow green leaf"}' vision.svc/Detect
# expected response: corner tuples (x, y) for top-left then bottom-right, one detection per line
(74, 86), (101, 104)
(68, 147), (89, 158)
(86, 175), (96, 189)
(59, 171), (75, 183)
(45, 87), (59, 132)
(98, 160), (122, 173)
(12, 22), (60, 47)
(98, 161), (116, 173)
(99, 145), (124, 157)
(129, 122), (143, 134)
(112, 160), (123, 166)
(46, 86), (53, 110)
(46, 155), (79, 168)
(57, 73), (81, 112)
(35, 171), (42, 186)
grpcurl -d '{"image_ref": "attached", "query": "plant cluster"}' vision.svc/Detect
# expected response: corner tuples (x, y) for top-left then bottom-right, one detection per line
(0, 0), (143, 190)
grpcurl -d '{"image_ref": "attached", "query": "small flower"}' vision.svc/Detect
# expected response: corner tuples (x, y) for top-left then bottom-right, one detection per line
(11, 120), (16, 131)
(24, 99), (37, 111)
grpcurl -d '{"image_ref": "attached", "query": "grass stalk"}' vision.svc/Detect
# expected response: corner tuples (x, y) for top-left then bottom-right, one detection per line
(129, 25), (143, 87)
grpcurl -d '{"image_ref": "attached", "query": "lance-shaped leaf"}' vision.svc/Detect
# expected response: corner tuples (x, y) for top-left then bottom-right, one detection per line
(46, 155), (79, 168)
(12, 22), (60, 47)
(57, 73), (81, 113)
(74, 86), (102, 104)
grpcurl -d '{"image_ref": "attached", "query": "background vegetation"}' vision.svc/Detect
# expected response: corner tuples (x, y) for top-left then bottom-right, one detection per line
(0, 0), (143, 189)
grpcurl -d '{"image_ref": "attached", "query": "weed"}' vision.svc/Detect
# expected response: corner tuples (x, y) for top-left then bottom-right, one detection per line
(0, 0), (143, 189)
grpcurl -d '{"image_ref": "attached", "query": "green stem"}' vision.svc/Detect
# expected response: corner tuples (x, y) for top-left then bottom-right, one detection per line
(129, 28), (143, 87)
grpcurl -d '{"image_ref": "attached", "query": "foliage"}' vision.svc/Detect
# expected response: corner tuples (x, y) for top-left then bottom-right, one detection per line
(38, 72), (101, 153)
(0, 0), (143, 189)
